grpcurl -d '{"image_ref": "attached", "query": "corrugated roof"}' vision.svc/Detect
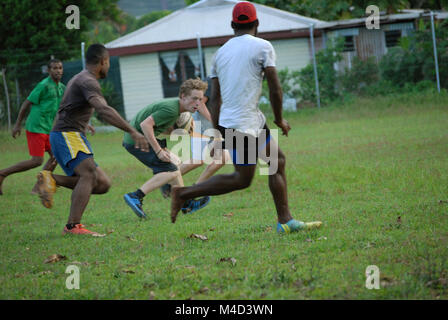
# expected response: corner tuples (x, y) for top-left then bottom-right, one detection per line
(319, 10), (447, 29)
(106, 0), (325, 49)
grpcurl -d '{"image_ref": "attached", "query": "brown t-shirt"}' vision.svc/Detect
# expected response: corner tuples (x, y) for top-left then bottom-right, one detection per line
(52, 70), (103, 133)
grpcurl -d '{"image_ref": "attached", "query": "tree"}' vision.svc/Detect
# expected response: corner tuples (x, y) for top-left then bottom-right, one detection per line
(182, 0), (448, 21)
(0, 0), (122, 70)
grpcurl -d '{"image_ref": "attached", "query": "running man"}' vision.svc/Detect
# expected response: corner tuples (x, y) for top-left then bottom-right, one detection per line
(123, 78), (211, 219)
(159, 79), (231, 199)
(170, 2), (322, 233)
(0, 59), (64, 196)
(36, 44), (149, 236)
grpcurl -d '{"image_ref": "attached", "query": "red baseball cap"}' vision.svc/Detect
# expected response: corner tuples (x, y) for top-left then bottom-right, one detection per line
(232, 1), (257, 24)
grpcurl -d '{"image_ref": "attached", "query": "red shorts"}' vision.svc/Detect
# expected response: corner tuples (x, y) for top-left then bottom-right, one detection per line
(26, 130), (51, 157)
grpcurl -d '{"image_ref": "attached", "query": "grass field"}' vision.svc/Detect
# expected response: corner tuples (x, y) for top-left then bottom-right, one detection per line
(0, 90), (447, 300)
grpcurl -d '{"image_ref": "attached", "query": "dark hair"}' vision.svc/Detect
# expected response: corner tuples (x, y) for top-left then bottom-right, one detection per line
(231, 19), (258, 31)
(47, 59), (62, 68)
(86, 44), (108, 65)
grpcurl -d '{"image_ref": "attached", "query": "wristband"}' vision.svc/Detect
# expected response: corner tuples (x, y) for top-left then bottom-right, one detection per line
(156, 149), (162, 155)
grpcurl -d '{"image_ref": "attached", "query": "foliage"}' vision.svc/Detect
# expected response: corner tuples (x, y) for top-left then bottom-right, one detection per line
(296, 38), (344, 105)
(380, 20), (448, 89)
(341, 56), (380, 93)
(262, 67), (300, 100)
(0, 0), (122, 70)
(252, 0), (447, 20)
(85, 10), (172, 46)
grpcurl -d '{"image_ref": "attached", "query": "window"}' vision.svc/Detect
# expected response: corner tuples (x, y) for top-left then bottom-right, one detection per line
(343, 35), (355, 52)
(385, 30), (402, 48)
(159, 51), (206, 98)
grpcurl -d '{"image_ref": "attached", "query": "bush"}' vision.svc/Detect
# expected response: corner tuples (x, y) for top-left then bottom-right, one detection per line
(296, 38), (344, 105)
(341, 56), (379, 94)
(380, 20), (448, 89)
(262, 67), (300, 100)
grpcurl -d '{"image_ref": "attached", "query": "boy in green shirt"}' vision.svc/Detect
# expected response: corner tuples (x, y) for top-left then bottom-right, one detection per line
(0, 59), (65, 195)
(123, 79), (210, 219)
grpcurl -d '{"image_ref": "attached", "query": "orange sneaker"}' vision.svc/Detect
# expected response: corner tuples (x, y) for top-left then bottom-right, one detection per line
(62, 224), (105, 237)
(36, 170), (57, 208)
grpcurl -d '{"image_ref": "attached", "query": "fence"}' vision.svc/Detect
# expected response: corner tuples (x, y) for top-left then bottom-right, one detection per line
(0, 56), (125, 129)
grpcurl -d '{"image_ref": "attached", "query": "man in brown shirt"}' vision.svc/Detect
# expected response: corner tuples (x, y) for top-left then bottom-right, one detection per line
(36, 44), (149, 236)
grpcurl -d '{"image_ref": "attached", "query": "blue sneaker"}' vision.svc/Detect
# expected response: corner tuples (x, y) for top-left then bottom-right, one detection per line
(182, 196), (211, 214)
(124, 193), (147, 218)
(277, 219), (322, 234)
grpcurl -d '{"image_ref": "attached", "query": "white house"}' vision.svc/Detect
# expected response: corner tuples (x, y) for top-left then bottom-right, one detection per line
(106, 0), (326, 119)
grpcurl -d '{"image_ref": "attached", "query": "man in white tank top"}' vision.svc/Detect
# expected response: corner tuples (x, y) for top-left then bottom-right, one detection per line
(171, 1), (322, 233)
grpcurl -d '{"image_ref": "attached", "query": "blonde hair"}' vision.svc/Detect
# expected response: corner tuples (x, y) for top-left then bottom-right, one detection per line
(179, 78), (208, 97)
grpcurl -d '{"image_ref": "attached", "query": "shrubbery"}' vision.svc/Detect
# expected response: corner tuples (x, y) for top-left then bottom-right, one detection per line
(265, 20), (447, 108)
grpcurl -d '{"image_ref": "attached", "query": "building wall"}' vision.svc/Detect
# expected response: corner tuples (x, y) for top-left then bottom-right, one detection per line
(119, 38), (312, 117)
(202, 38), (311, 75)
(203, 46), (220, 75)
(119, 53), (164, 120)
(271, 38), (310, 71)
(356, 28), (385, 63)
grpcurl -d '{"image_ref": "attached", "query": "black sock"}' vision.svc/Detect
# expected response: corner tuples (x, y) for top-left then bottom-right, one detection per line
(135, 189), (145, 199)
(183, 199), (192, 208)
(66, 223), (78, 230)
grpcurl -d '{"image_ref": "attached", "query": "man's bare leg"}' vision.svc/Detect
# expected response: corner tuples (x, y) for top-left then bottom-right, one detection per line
(140, 170), (183, 195)
(0, 156), (44, 195)
(259, 138), (293, 224)
(180, 161), (203, 176)
(50, 167), (111, 195)
(67, 158), (105, 224)
(31, 155), (58, 194)
(195, 149), (230, 184)
(171, 164), (257, 223)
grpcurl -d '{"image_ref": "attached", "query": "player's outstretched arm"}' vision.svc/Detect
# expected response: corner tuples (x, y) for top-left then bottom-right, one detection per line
(265, 67), (290, 137)
(140, 116), (171, 163)
(89, 96), (149, 151)
(12, 99), (32, 138)
(209, 77), (221, 130)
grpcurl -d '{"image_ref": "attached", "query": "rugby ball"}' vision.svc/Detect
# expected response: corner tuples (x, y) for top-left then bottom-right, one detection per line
(175, 112), (193, 134)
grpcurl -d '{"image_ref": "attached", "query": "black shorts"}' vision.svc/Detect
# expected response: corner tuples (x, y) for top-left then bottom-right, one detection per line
(123, 138), (178, 174)
(217, 125), (271, 165)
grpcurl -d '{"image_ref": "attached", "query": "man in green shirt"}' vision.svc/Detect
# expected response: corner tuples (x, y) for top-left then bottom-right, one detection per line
(0, 59), (65, 195)
(123, 79), (210, 219)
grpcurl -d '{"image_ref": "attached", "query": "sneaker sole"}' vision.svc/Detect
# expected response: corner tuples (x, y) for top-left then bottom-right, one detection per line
(124, 194), (147, 218)
(37, 172), (54, 209)
(277, 221), (323, 233)
(187, 197), (211, 214)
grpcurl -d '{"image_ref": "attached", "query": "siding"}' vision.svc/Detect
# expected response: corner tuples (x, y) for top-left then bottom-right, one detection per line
(203, 46), (220, 76)
(202, 39), (311, 75)
(271, 38), (310, 71)
(119, 53), (163, 120)
(356, 28), (385, 63)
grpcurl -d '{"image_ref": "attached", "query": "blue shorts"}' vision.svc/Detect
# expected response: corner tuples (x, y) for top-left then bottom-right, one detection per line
(123, 139), (178, 175)
(217, 125), (271, 165)
(50, 131), (94, 176)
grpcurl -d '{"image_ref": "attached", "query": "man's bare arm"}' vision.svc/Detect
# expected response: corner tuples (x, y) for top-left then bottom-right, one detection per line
(89, 96), (149, 151)
(209, 77), (221, 130)
(140, 116), (171, 163)
(12, 99), (32, 138)
(265, 67), (290, 136)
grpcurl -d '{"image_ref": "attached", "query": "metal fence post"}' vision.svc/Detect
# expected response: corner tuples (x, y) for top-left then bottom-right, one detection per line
(309, 24), (321, 108)
(430, 11), (441, 93)
(81, 42), (86, 70)
(196, 33), (205, 80)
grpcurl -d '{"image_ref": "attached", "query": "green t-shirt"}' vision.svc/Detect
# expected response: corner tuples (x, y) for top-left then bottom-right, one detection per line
(123, 98), (180, 145)
(25, 76), (65, 134)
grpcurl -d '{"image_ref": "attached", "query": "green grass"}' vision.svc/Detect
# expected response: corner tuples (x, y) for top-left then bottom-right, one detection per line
(1, 90), (447, 299)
